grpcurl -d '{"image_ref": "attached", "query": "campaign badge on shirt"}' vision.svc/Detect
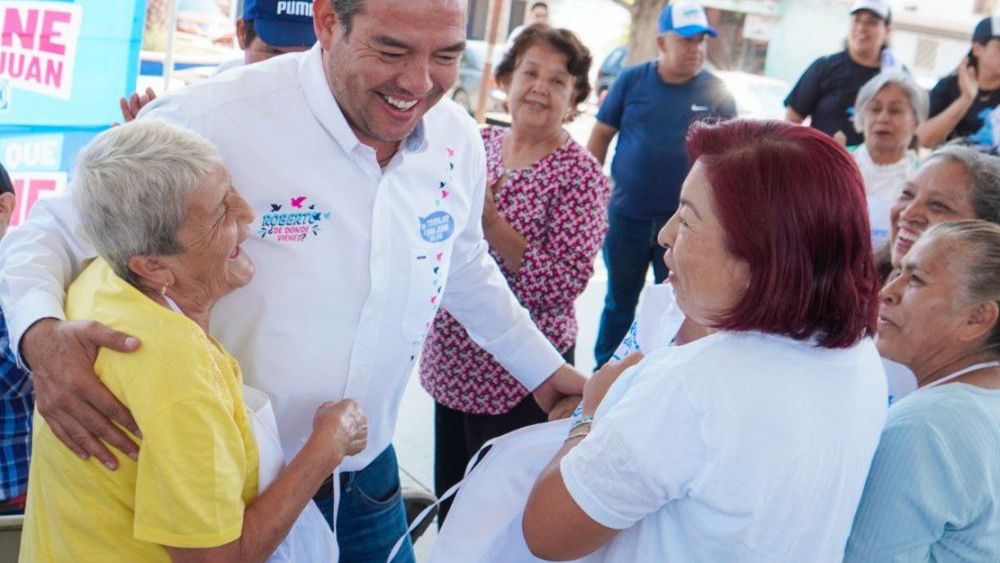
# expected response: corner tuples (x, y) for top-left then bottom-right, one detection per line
(417, 147), (458, 244)
(419, 211), (455, 243)
(256, 196), (332, 242)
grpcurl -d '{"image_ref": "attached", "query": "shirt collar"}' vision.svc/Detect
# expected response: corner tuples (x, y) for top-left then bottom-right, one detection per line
(298, 44), (430, 158)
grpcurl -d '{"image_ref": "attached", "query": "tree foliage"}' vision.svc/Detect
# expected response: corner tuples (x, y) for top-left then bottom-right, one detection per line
(610, 0), (670, 65)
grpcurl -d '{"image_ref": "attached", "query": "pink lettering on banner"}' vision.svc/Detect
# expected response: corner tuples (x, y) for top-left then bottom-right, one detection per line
(1, 7), (37, 49)
(38, 9), (69, 55)
(10, 172), (66, 228)
(0, 2), (82, 100)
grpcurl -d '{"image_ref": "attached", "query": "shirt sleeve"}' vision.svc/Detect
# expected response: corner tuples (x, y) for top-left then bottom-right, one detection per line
(0, 94), (195, 369)
(784, 56), (826, 118)
(928, 77), (957, 118)
(595, 66), (632, 129)
(0, 191), (95, 367)
(441, 129), (564, 391)
(507, 159), (609, 313)
(843, 419), (961, 562)
(560, 362), (708, 529)
(132, 394), (249, 548)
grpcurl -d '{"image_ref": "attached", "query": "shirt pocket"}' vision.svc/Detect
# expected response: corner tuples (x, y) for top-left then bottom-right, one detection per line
(401, 244), (452, 344)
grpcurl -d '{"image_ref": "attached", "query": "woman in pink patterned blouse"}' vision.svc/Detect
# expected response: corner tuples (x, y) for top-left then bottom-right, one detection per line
(420, 25), (610, 524)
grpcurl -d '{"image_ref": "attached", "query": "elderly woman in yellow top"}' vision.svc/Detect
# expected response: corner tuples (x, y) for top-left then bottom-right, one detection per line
(20, 121), (367, 562)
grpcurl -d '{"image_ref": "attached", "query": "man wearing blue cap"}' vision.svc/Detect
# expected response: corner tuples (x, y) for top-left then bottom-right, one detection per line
(120, 0), (317, 120)
(234, 0), (316, 65)
(589, 1), (735, 370)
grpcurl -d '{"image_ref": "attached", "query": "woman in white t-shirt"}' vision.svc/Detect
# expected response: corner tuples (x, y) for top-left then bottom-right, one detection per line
(522, 120), (888, 563)
(850, 71), (927, 248)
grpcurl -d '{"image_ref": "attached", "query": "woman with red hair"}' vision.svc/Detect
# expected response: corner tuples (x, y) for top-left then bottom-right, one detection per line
(522, 120), (888, 562)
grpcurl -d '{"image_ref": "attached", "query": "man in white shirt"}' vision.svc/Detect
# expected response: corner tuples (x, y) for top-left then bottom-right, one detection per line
(0, 0), (584, 560)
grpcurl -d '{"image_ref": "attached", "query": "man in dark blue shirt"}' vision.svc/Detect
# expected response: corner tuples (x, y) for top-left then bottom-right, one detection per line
(588, 1), (735, 368)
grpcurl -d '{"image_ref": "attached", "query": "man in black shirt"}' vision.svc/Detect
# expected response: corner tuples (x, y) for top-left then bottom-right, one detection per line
(919, 15), (1000, 151)
(784, 0), (891, 147)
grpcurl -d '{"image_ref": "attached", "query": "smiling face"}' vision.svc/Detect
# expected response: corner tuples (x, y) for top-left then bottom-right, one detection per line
(657, 160), (750, 327)
(889, 158), (977, 267)
(157, 165), (256, 303)
(848, 10), (889, 60)
(315, 0), (466, 153)
(863, 83), (917, 157)
(973, 38), (1000, 80)
(503, 43), (574, 133)
(877, 235), (973, 378)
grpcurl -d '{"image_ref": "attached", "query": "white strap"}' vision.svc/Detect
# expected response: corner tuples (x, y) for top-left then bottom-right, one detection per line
(923, 361), (1000, 389)
(385, 435), (503, 562)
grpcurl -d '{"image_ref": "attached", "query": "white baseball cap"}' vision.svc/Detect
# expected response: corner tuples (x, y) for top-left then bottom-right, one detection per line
(850, 0), (891, 23)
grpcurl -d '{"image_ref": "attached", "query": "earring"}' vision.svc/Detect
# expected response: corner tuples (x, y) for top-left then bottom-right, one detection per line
(159, 285), (167, 296)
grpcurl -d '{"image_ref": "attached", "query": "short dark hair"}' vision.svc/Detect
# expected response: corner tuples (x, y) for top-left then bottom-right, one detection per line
(241, 17), (257, 47)
(530, 1), (548, 10)
(686, 120), (880, 349)
(494, 25), (592, 121)
(332, 0), (366, 37)
(0, 161), (13, 196)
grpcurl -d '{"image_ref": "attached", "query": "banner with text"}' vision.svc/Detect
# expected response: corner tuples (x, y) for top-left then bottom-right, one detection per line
(0, 0), (146, 126)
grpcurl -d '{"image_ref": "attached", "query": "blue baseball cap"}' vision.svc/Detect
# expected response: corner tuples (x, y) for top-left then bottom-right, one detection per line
(659, 2), (718, 38)
(244, 0), (316, 48)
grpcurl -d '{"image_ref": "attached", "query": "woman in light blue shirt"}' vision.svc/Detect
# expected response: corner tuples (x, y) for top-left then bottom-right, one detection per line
(846, 220), (1000, 562)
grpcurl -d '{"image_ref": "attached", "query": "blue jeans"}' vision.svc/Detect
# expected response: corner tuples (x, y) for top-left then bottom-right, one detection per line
(314, 445), (415, 563)
(594, 210), (669, 369)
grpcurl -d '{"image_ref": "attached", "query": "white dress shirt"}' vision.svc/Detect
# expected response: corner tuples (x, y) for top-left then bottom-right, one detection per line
(0, 45), (564, 470)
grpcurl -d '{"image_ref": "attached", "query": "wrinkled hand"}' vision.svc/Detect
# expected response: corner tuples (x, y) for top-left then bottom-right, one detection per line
(118, 87), (157, 123)
(958, 58), (979, 101)
(482, 173), (506, 230)
(314, 398), (368, 460)
(22, 318), (142, 469)
(581, 353), (644, 416)
(547, 394), (581, 421)
(533, 364), (586, 413)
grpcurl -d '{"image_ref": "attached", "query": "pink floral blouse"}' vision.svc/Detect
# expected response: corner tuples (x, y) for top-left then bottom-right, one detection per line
(420, 125), (610, 415)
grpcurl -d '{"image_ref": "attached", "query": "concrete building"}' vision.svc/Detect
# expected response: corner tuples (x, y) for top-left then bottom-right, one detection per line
(696, 0), (990, 86)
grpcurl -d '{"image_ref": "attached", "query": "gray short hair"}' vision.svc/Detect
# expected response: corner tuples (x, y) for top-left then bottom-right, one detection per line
(923, 220), (1000, 356)
(853, 71), (929, 134)
(73, 120), (222, 286)
(924, 144), (1000, 226)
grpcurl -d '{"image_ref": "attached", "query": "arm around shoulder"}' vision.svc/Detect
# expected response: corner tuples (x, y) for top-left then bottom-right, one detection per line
(0, 192), (94, 362)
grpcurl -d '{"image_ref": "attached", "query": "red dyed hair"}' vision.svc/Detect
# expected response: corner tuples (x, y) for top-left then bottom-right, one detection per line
(686, 120), (879, 348)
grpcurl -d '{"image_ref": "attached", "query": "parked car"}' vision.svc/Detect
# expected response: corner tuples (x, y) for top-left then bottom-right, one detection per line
(594, 48), (789, 119)
(595, 46), (627, 104)
(715, 71), (790, 120)
(450, 40), (506, 116)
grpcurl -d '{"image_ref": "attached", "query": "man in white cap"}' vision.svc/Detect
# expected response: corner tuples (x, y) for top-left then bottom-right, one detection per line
(588, 0), (735, 371)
